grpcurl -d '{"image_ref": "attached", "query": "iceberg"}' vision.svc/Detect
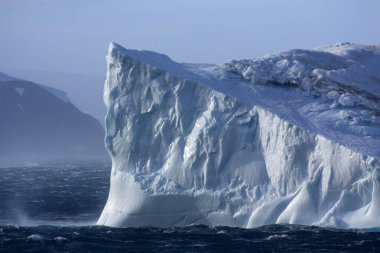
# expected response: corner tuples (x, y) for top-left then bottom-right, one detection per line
(98, 42), (380, 228)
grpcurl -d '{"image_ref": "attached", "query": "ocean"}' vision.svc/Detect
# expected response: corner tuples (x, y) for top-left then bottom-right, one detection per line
(1, 161), (379, 252)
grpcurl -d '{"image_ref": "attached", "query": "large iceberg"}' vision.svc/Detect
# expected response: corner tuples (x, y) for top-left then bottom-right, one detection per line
(98, 42), (380, 228)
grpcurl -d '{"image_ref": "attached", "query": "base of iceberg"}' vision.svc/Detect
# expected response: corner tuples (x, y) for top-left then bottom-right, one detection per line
(98, 42), (380, 229)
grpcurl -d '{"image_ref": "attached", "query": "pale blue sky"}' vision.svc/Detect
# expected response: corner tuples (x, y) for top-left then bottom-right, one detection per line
(1, 0), (379, 76)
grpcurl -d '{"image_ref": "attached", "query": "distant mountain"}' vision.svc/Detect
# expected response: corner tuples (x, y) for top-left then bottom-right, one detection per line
(0, 72), (108, 162)
(2, 69), (106, 124)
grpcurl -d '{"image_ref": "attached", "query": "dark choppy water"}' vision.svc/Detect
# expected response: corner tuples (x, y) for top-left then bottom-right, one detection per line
(0, 160), (110, 225)
(2, 224), (380, 253)
(1, 161), (380, 252)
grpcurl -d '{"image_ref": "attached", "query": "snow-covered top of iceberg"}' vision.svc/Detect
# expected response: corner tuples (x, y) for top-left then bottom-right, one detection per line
(223, 42), (380, 112)
(107, 42), (380, 158)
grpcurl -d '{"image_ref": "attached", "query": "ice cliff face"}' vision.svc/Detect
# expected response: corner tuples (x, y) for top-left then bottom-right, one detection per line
(98, 43), (380, 229)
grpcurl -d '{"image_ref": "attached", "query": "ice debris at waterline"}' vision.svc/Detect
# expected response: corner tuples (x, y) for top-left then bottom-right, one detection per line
(98, 42), (380, 229)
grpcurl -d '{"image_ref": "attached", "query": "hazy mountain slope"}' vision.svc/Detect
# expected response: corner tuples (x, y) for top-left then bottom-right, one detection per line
(0, 74), (107, 162)
(2, 69), (106, 124)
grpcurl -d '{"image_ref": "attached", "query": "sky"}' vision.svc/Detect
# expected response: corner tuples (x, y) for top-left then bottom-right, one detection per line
(0, 0), (380, 76)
